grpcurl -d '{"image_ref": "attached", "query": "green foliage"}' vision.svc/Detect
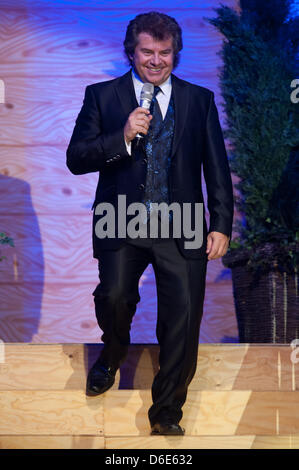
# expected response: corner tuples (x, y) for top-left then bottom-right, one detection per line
(206, 1), (299, 273)
(0, 232), (14, 262)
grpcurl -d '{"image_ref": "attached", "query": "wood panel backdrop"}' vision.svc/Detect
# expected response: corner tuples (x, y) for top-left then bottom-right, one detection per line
(0, 0), (239, 343)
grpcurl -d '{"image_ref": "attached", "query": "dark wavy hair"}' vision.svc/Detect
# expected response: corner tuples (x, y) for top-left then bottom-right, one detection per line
(124, 11), (183, 69)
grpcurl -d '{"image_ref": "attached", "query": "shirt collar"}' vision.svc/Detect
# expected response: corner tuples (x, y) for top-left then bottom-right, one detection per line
(131, 67), (172, 98)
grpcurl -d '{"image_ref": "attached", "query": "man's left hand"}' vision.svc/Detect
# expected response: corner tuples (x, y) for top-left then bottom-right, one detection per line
(206, 231), (230, 260)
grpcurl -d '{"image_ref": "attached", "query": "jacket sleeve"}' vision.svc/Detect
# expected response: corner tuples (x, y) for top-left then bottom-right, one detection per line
(66, 85), (130, 175)
(202, 91), (234, 240)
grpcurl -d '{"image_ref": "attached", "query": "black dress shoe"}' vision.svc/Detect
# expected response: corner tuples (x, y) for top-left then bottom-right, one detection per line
(151, 418), (185, 436)
(86, 360), (117, 396)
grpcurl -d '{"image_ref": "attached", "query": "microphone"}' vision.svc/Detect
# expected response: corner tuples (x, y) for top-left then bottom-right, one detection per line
(136, 82), (154, 142)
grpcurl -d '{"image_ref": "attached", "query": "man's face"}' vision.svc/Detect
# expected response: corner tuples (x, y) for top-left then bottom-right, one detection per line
(130, 32), (174, 86)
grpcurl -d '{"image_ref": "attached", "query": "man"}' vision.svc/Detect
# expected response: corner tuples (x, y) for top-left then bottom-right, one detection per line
(66, 12), (233, 436)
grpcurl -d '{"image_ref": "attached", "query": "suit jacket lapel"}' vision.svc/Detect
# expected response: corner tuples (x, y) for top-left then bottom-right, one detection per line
(113, 70), (189, 159)
(114, 70), (139, 117)
(171, 73), (189, 159)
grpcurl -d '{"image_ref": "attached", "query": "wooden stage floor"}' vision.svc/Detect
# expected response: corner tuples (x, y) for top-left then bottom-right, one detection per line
(0, 343), (299, 449)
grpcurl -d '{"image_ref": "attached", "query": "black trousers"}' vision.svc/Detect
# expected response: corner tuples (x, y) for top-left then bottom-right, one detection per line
(92, 236), (208, 426)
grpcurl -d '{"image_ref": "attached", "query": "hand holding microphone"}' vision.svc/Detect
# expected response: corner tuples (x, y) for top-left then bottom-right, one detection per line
(124, 82), (154, 145)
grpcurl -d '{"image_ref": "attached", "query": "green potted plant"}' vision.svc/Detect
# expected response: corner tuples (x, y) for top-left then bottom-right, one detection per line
(207, 0), (299, 342)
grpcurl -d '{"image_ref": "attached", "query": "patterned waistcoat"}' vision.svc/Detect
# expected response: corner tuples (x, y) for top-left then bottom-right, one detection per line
(142, 92), (175, 221)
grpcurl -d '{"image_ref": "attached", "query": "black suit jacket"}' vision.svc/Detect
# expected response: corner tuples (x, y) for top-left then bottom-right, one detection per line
(66, 70), (234, 259)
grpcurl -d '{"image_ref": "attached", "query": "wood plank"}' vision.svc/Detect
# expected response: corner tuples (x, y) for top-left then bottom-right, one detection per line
(0, 146), (98, 215)
(108, 435), (253, 450)
(0, 344), (89, 391)
(106, 435), (299, 449)
(194, 344), (265, 390)
(0, 77), (101, 146)
(0, 8), (233, 142)
(200, 283), (238, 343)
(0, 280), (164, 343)
(251, 435), (299, 449)
(0, 435), (105, 449)
(196, 344), (298, 391)
(1, 434), (298, 450)
(104, 390), (249, 436)
(0, 5), (237, 81)
(0, 283), (98, 343)
(0, 344), (153, 391)
(104, 390), (299, 436)
(0, 390), (103, 435)
(0, 11), (122, 79)
(0, 214), (97, 283)
(1, 344), (297, 391)
(0, 281), (158, 343)
(203, 391), (299, 435)
(0, 0), (238, 10)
